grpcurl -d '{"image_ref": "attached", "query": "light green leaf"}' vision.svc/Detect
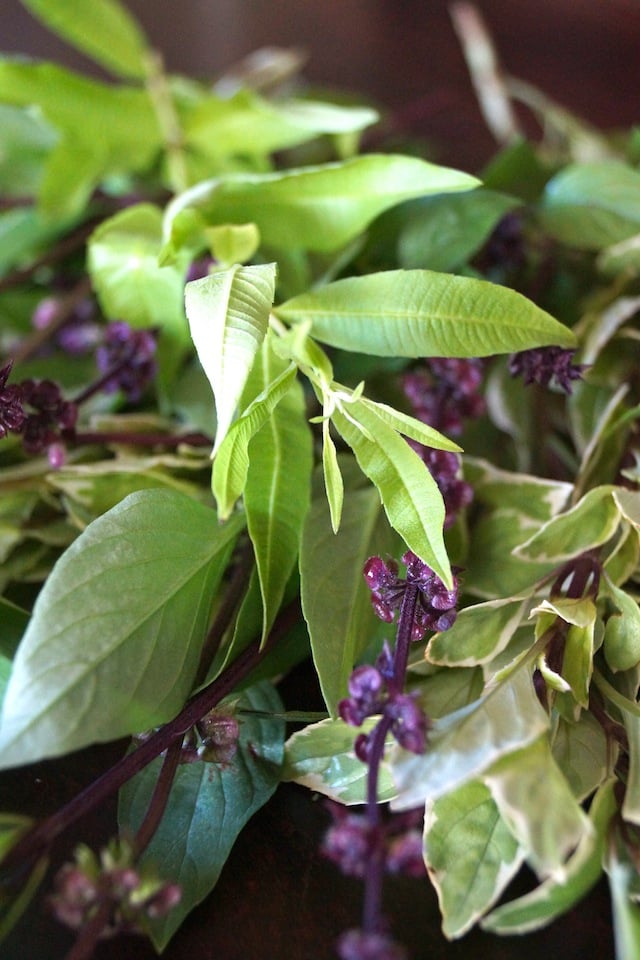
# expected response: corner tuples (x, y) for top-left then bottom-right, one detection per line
(390, 668), (549, 809)
(164, 154), (479, 255)
(427, 597), (530, 667)
(408, 665), (485, 718)
(185, 263), (277, 455)
(0, 490), (244, 768)
(483, 736), (592, 881)
(463, 457), (573, 522)
(332, 400), (451, 587)
(483, 780), (616, 933)
(358, 397), (461, 453)
(612, 487), (640, 529)
(275, 269), (575, 358)
(0, 61), (160, 217)
(604, 581), (640, 673)
(621, 711), (640, 826)
(212, 360), (297, 519)
(539, 162), (640, 250)
(205, 223), (260, 267)
(20, 0), (149, 79)
(88, 204), (192, 389)
(300, 481), (395, 714)
(184, 89), (378, 159)
(321, 420), (344, 533)
(514, 486), (620, 563)
(0, 105), (57, 197)
(119, 681), (284, 950)
(283, 716), (396, 803)
(243, 346), (312, 645)
(424, 779), (523, 938)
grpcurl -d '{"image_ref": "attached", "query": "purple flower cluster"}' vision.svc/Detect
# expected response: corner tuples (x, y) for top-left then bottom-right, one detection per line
(48, 843), (181, 937)
(0, 362), (77, 462)
(322, 804), (425, 881)
(96, 321), (158, 402)
(508, 346), (585, 394)
(339, 658), (429, 760)
(337, 927), (407, 960)
(402, 358), (485, 437)
(402, 358), (483, 527)
(363, 552), (458, 640)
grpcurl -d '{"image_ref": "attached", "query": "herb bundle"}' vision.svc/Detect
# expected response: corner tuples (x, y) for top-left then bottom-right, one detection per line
(1, 2), (640, 959)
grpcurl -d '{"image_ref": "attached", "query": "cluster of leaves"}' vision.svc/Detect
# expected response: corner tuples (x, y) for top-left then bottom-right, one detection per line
(1, 0), (640, 957)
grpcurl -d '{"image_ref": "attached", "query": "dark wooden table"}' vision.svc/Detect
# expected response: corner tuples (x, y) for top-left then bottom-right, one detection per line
(0, 1), (637, 956)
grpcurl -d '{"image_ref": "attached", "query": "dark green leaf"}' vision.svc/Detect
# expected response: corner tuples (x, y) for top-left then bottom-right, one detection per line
(118, 681), (284, 950)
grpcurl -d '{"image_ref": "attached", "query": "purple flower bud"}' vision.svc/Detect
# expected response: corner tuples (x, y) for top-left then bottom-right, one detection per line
(0, 362), (25, 438)
(363, 556), (398, 592)
(385, 830), (426, 878)
(386, 694), (429, 754)
(321, 813), (374, 878)
(337, 927), (408, 960)
(32, 297), (60, 330)
(145, 882), (182, 919)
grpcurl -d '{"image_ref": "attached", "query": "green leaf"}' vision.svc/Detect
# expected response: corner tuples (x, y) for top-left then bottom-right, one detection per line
(514, 486), (620, 563)
(184, 89), (378, 160)
(275, 269), (575, 358)
(463, 509), (554, 600)
(423, 779), (523, 938)
(427, 597), (530, 667)
(0, 598), (29, 712)
(358, 397), (461, 453)
(464, 457), (573, 522)
(282, 716), (396, 803)
(483, 736), (592, 881)
(118, 681), (284, 950)
(185, 264), (277, 455)
(390, 189), (519, 272)
(212, 360), (297, 518)
(0, 814), (48, 941)
(243, 345), (313, 645)
(604, 581), (640, 673)
(551, 712), (609, 801)
(539, 162), (640, 250)
(483, 780), (616, 933)
(606, 845), (640, 960)
(88, 204), (192, 390)
(164, 154), (479, 255)
(20, 0), (149, 79)
(0, 490), (244, 768)
(0, 105), (57, 197)
(332, 399), (451, 587)
(390, 668), (549, 809)
(321, 420), (343, 533)
(0, 61), (160, 218)
(300, 480), (396, 714)
(205, 223), (260, 267)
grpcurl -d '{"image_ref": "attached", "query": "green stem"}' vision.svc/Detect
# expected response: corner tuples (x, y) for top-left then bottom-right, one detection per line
(144, 51), (188, 195)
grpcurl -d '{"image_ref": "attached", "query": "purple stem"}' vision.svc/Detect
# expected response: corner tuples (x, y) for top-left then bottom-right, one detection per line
(72, 430), (212, 449)
(360, 583), (419, 935)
